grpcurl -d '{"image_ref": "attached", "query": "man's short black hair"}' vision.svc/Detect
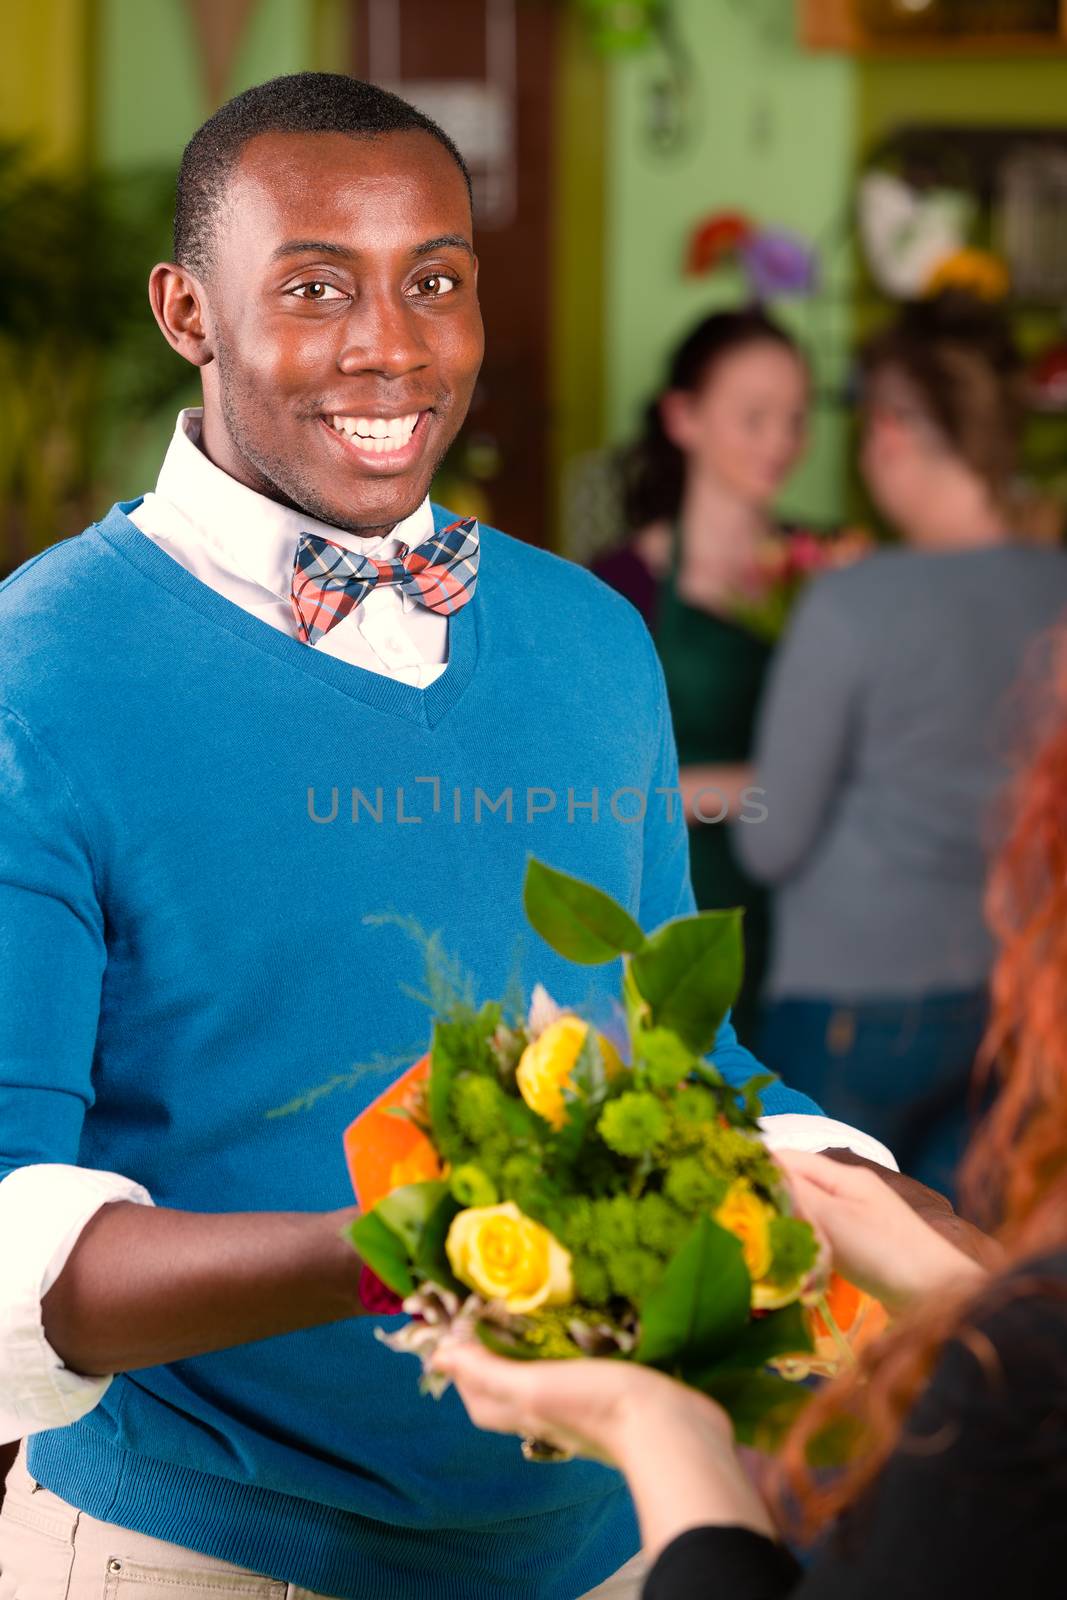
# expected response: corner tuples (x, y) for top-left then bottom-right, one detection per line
(173, 72), (472, 277)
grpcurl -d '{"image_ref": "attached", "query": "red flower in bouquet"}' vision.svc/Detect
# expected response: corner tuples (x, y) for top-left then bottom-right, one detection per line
(358, 1265), (404, 1315)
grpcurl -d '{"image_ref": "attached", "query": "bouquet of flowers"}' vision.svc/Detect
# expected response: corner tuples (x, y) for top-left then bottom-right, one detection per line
(727, 527), (874, 644)
(344, 860), (870, 1450)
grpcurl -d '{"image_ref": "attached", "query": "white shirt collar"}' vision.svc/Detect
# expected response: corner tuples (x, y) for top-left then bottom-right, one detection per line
(152, 409), (434, 606)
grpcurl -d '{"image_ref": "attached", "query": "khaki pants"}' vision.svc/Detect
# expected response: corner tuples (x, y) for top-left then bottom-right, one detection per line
(0, 1444), (643, 1600)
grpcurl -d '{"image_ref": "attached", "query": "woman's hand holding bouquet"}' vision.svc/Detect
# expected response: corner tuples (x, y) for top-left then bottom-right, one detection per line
(341, 859), (892, 1455)
(775, 1152), (987, 1314)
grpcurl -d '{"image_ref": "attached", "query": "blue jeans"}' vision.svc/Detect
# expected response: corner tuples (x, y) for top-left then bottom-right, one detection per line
(758, 988), (990, 1205)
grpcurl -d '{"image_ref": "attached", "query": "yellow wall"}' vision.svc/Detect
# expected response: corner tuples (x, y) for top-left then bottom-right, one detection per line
(859, 54), (1067, 148)
(2, 0), (97, 164)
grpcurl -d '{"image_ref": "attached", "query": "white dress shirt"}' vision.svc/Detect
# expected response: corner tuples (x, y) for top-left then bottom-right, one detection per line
(0, 411), (896, 1444)
(130, 408), (449, 687)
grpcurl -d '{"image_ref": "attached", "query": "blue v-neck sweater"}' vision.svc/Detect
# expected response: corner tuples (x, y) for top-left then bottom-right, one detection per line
(0, 502), (819, 1600)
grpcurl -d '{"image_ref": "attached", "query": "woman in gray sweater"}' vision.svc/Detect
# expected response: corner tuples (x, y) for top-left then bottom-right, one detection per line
(736, 295), (1067, 1201)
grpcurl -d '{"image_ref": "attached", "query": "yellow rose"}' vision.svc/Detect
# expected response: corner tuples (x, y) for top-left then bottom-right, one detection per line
(715, 1181), (773, 1284)
(446, 1201), (573, 1313)
(515, 1017), (623, 1129)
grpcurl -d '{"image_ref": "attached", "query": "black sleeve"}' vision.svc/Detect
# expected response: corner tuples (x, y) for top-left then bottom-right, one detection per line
(644, 1527), (801, 1600)
(643, 1265), (1067, 1600)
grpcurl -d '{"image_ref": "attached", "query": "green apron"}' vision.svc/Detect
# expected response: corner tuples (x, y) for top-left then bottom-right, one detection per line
(653, 524), (774, 1041)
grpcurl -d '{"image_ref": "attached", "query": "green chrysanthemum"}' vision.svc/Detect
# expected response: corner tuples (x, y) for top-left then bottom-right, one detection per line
(450, 1074), (504, 1143)
(664, 1154), (729, 1215)
(672, 1085), (717, 1127)
(607, 1246), (663, 1303)
(590, 1195), (639, 1253)
(572, 1253), (612, 1306)
(635, 1192), (690, 1257)
(764, 1215), (819, 1287)
(597, 1091), (669, 1157)
(557, 1197), (595, 1252)
(449, 1164), (498, 1208)
(474, 1133), (514, 1182)
(634, 1027), (695, 1091)
(698, 1123), (778, 1188)
(498, 1153), (543, 1210)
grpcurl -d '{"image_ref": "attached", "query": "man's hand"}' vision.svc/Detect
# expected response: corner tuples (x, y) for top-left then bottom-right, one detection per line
(823, 1147), (1005, 1274)
(41, 1200), (365, 1378)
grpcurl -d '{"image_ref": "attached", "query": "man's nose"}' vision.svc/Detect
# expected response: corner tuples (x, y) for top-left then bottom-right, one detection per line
(336, 291), (430, 378)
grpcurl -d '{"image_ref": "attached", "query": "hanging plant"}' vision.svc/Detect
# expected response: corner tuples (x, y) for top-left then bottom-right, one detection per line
(578, 0), (667, 54)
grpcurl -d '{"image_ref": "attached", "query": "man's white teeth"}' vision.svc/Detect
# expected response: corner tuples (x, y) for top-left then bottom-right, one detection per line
(329, 413), (420, 451)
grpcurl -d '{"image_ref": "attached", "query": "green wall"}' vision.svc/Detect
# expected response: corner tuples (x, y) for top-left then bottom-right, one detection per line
(605, 1), (857, 524)
(95, 0), (329, 491)
(97, 0), (320, 169)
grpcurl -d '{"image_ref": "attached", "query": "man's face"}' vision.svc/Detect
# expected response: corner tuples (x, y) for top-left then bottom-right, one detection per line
(198, 129), (483, 535)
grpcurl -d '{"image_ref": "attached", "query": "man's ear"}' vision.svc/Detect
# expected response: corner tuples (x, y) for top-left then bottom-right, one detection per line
(149, 262), (214, 368)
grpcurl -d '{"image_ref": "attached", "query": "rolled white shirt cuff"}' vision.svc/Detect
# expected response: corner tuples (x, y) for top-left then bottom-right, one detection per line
(0, 1164), (154, 1444)
(759, 1112), (899, 1173)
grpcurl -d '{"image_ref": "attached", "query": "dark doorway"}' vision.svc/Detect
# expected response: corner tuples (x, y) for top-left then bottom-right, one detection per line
(353, 0), (563, 547)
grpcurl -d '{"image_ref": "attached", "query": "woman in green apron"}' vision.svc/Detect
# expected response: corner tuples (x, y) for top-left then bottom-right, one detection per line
(593, 309), (811, 1042)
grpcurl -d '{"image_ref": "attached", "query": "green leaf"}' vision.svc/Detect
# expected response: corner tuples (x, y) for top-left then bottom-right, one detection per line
(350, 1181), (457, 1298)
(692, 1301), (813, 1376)
(742, 1072), (779, 1119)
(569, 1025), (610, 1102)
(693, 1369), (811, 1450)
(629, 909), (744, 1054)
(635, 1215), (751, 1368)
(428, 1012), (496, 1148)
(691, 1057), (726, 1090)
(523, 858), (646, 965)
(346, 1212), (416, 1298)
(412, 1190), (464, 1292)
(622, 958), (651, 1039)
(552, 1028), (613, 1167)
(375, 1181), (450, 1256)
(497, 1090), (548, 1142)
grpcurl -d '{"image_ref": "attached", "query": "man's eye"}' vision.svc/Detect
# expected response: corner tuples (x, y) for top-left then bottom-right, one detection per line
(409, 274), (458, 298)
(291, 282), (345, 301)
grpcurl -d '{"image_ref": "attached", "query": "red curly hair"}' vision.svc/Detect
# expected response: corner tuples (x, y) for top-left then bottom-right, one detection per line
(775, 623), (1067, 1536)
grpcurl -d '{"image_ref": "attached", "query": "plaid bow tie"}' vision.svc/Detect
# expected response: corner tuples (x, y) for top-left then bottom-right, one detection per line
(290, 517), (480, 645)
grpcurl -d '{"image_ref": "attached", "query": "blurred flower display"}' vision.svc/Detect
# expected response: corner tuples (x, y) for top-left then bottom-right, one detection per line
(858, 170), (974, 299)
(685, 211), (754, 275)
(924, 247), (1010, 302)
(740, 229), (818, 300)
(685, 210), (818, 300)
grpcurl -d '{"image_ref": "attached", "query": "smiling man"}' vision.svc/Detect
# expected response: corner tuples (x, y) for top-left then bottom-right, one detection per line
(0, 74), (903, 1600)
